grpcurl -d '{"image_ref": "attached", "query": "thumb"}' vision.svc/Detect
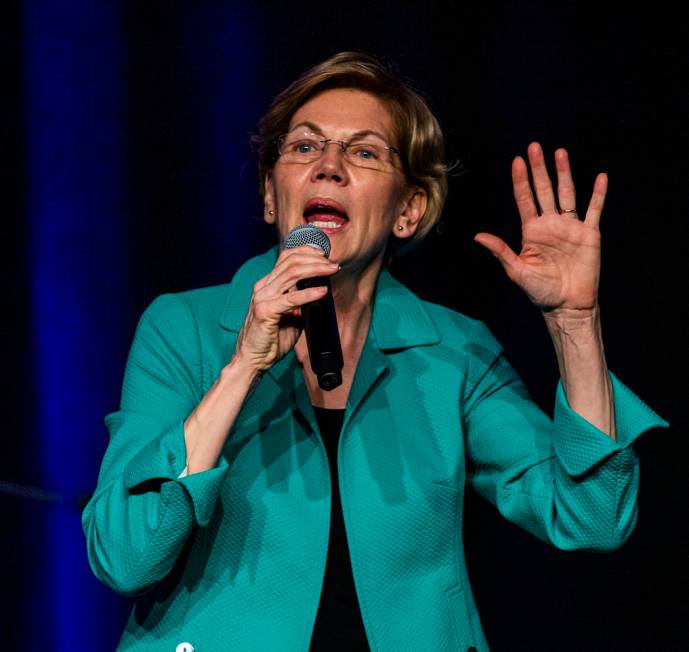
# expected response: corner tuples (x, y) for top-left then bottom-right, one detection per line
(473, 233), (520, 281)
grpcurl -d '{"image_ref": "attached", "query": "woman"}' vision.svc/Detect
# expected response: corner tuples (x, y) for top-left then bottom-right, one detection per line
(83, 52), (667, 651)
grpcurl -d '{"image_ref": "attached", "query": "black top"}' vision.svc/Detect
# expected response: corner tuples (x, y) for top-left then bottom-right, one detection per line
(309, 406), (370, 651)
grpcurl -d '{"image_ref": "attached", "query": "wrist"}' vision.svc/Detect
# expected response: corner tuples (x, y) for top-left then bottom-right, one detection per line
(223, 354), (264, 395)
(544, 305), (605, 378)
(543, 305), (601, 334)
(227, 351), (266, 377)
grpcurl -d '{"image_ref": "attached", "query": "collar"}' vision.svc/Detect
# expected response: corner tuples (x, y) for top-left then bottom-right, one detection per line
(219, 246), (441, 350)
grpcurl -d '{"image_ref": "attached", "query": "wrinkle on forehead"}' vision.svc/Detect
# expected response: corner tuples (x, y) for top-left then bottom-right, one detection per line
(288, 121), (392, 145)
(288, 89), (396, 146)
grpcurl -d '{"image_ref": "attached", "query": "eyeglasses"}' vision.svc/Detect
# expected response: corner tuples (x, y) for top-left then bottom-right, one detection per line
(277, 128), (400, 172)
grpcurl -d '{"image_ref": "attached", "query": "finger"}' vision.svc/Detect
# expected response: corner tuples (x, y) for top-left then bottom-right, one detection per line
(512, 156), (538, 223)
(254, 285), (329, 321)
(554, 148), (577, 213)
(260, 260), (340, 297)
(277, 285), (329, 313)
(527, 142), (557, 214)
(274, 245), (330, 273)
(584, 172), (608, 229)
(474, 233), (521, 283)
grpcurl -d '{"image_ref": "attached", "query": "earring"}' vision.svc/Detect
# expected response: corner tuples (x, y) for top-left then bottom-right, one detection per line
(267, 209), (274, 216)
(397, 224), (404, 231)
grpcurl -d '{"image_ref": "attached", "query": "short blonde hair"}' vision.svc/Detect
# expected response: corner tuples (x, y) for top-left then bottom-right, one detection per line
(252, 52), (448, 254)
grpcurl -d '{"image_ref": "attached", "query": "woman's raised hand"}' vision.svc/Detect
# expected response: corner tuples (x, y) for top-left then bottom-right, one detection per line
(474, 142), (607, 314)
(233, 246), (340, 372)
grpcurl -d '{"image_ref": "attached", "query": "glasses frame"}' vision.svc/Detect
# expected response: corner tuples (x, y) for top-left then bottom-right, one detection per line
(276, 130), (401, 170)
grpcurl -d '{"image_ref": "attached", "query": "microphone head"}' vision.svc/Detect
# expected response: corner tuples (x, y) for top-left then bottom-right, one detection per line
(284, 224), (331, 258)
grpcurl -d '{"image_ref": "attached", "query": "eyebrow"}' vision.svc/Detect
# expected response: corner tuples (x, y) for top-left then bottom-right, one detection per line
(290, 121), (392, 143)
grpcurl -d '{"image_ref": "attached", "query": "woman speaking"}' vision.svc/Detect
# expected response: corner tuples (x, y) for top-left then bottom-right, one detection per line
(82, 52), (667, 651)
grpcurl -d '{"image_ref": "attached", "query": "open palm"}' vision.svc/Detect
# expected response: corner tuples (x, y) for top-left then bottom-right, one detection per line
(475, 142), (607, 313)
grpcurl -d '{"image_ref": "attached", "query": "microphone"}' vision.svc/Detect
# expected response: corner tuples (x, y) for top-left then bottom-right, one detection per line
(284, 225), (343, 391)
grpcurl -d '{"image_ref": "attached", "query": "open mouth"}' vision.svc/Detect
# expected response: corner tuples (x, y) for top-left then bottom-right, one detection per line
(303, 198), (349, 231)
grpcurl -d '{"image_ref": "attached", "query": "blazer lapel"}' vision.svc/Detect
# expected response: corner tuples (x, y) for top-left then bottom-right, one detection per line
(266, 351), (317, 434)
(342, 268), (441, 432)
(342, 336), (389, 434)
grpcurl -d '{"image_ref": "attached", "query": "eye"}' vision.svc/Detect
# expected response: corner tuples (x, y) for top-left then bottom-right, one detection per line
(292, 139), (319, 154)
(349, 142), (381, 160)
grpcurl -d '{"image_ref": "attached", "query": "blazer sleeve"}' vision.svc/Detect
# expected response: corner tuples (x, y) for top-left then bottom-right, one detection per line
(462, 322), (669, 551)
(81, 294), (230, 595)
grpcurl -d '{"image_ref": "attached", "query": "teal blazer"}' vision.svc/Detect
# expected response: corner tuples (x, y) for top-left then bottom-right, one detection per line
(82, 247), (667, 651)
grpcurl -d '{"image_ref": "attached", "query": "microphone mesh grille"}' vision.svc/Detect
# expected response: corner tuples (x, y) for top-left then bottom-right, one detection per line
(283, 225), (331, 257)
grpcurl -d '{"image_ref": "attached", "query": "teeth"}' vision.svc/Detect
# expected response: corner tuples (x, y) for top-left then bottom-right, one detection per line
(310, 221), (343, 229)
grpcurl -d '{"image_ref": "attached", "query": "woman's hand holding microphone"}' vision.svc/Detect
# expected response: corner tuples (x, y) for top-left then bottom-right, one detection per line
(233, 245), (340, 373)
(183, 245), (340, 474)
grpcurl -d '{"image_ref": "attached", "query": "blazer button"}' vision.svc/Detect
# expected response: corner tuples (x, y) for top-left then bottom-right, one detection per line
(467, 647), (477, 652)
(176, 644), (195, 652)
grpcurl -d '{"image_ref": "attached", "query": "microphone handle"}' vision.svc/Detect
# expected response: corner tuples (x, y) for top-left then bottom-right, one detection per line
(297, 276), (343, 391)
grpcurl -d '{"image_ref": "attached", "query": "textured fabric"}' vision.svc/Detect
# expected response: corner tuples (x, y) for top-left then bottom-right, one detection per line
(82, 246), (669, 652)
(309, 407), (370, 651)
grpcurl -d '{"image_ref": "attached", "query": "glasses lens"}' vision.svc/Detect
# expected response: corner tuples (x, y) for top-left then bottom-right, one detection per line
(279, 131), (321, 162)
(345, 139), (390, 170)
(278, 130), (397, 171)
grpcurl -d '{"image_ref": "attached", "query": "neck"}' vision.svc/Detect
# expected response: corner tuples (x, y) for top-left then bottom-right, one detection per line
(293, 250), (385, 409)
(293, 248), (383, 369)
(329, 250), (385, 347)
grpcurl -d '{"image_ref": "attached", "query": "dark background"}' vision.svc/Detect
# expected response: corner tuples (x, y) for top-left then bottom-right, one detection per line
(3, 1), (686, 650)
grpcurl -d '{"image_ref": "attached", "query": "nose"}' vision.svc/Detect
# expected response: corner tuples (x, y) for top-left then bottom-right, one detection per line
(311, 141), (348, 184)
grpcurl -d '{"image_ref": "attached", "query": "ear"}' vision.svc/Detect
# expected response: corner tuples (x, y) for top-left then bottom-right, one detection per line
(264, 174), (276, 225)
(393, 187), (427, 239)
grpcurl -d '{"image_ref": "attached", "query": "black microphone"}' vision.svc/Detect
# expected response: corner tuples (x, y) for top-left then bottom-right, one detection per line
(284, 225), (343, 391)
